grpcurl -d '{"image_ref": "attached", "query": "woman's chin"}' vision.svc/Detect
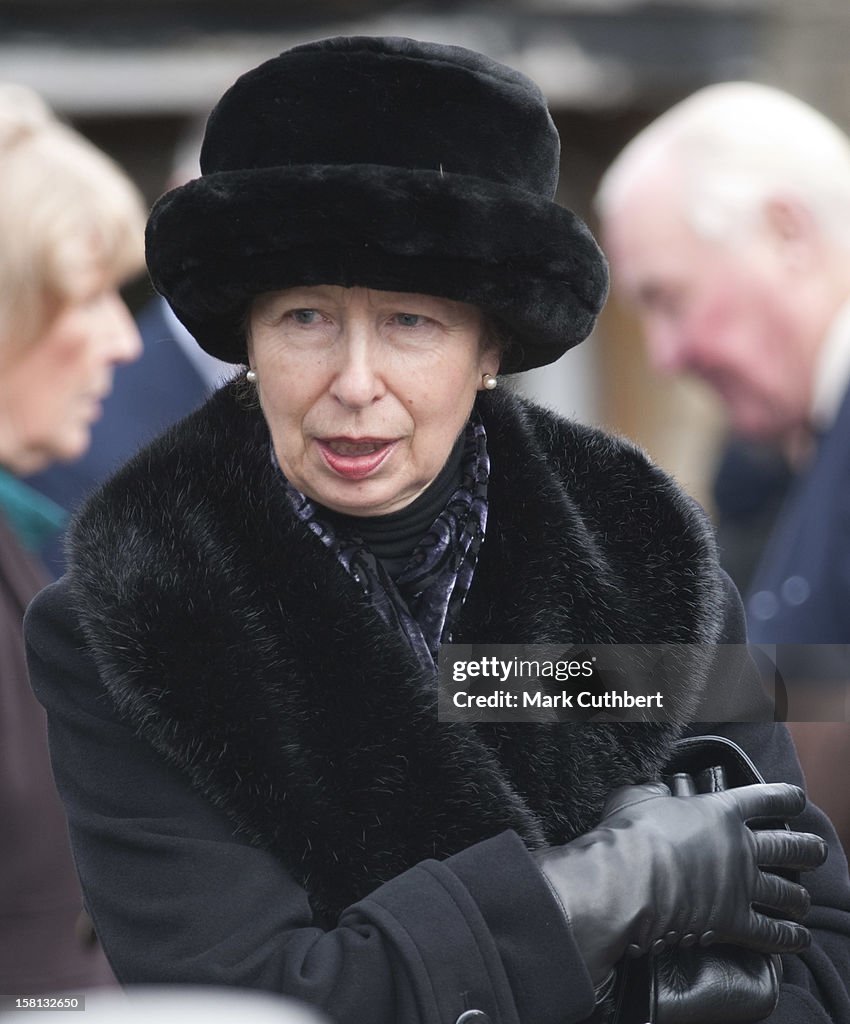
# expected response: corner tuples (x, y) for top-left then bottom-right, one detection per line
(52, 428), (92, 466)
(306, 476), (418, 518)
(314, 488), (397, 517)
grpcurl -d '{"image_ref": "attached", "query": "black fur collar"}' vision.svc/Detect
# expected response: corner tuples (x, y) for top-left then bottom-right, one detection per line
(68, 385), (726, 922)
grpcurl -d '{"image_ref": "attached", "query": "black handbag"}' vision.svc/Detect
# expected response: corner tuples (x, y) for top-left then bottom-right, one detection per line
(608, 734), (787, 1024)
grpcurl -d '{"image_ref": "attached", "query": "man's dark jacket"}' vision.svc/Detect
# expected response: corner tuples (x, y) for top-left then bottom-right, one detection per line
(26, 386), (850, 1023)
(746, 384), (850, 854)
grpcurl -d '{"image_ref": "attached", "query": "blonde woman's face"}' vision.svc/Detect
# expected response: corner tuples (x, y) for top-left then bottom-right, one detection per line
(0, 270), (142, 474)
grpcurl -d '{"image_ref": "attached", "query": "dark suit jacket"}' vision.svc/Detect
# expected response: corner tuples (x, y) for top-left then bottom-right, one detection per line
(25, 297), (220, 575)
(747, 383), (850, 643)
(712, 437), (794, 594)
(746, 383), (850, 854)
(0, 514), (113, 993)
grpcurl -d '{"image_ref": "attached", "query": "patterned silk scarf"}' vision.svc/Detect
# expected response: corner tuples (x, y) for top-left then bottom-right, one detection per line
(281, 415), (489, 670)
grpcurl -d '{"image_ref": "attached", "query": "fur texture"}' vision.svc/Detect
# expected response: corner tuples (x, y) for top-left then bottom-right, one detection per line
(68, 386), (727, 924)
(144, 36), (609, 372)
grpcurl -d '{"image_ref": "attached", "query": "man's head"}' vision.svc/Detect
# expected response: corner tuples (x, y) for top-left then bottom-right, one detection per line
(596, 82), (850, 441)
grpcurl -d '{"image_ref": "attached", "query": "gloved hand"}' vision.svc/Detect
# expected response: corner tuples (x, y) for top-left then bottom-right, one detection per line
(534, 782), (827, 987)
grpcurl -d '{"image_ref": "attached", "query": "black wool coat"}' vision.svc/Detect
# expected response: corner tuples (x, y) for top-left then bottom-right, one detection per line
(26, 386), (850, 1024)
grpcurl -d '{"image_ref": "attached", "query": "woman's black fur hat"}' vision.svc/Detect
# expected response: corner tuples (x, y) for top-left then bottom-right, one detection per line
(145, 36), (609, 372)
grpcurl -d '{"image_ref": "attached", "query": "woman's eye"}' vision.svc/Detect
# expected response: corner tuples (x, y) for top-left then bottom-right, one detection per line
(81, 291), (108, 311)
(394, 313), (426, 328)
(289, 308), (321, 325)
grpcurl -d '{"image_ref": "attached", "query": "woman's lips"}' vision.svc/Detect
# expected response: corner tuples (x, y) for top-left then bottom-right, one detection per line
(317, 437), (397, 480)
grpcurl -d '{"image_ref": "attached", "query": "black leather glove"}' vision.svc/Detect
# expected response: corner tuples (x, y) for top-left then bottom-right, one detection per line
(534, 781), (827, 986)
(651, 945), (780, 1024)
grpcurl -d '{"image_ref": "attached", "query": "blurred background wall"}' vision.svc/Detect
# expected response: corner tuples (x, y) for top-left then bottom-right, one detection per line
(3, 0), (848, 507)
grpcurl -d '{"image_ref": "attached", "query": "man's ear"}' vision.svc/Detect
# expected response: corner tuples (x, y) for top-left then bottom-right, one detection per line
(762, 195), (821, 270)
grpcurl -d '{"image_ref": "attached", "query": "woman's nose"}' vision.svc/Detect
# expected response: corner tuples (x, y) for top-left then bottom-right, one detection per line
(329, 327), (385, 408)
(100, 291), (143, 365)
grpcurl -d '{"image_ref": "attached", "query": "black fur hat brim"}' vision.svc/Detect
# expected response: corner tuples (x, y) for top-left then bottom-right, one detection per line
(145, 163), (609, 373)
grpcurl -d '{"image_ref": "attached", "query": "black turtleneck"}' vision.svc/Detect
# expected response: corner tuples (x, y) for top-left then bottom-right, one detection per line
(318, 433), (465, 578)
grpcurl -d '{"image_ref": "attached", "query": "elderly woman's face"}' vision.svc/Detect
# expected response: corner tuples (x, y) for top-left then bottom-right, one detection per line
(249, 285), (499, 516)
(0, 268), (141, 474)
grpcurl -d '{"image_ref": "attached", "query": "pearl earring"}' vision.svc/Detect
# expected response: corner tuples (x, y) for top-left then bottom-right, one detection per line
(246, 369), (258, 383)
(482, 373), (498, 390)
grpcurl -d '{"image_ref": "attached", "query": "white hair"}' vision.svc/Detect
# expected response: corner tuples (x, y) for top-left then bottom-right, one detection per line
(596, 81), (850, 249)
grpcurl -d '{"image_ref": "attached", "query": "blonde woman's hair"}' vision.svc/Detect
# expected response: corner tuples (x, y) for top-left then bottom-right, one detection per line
(596, 81), (850, 250)
(0, 84), (146, 353)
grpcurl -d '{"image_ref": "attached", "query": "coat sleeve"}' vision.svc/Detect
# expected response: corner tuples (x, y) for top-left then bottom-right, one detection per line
(25, 579), (597, 1024)
(690, 573), (850, 1022)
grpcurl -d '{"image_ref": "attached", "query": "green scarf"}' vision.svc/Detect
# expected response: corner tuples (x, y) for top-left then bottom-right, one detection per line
(0, 467), (66, 553)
